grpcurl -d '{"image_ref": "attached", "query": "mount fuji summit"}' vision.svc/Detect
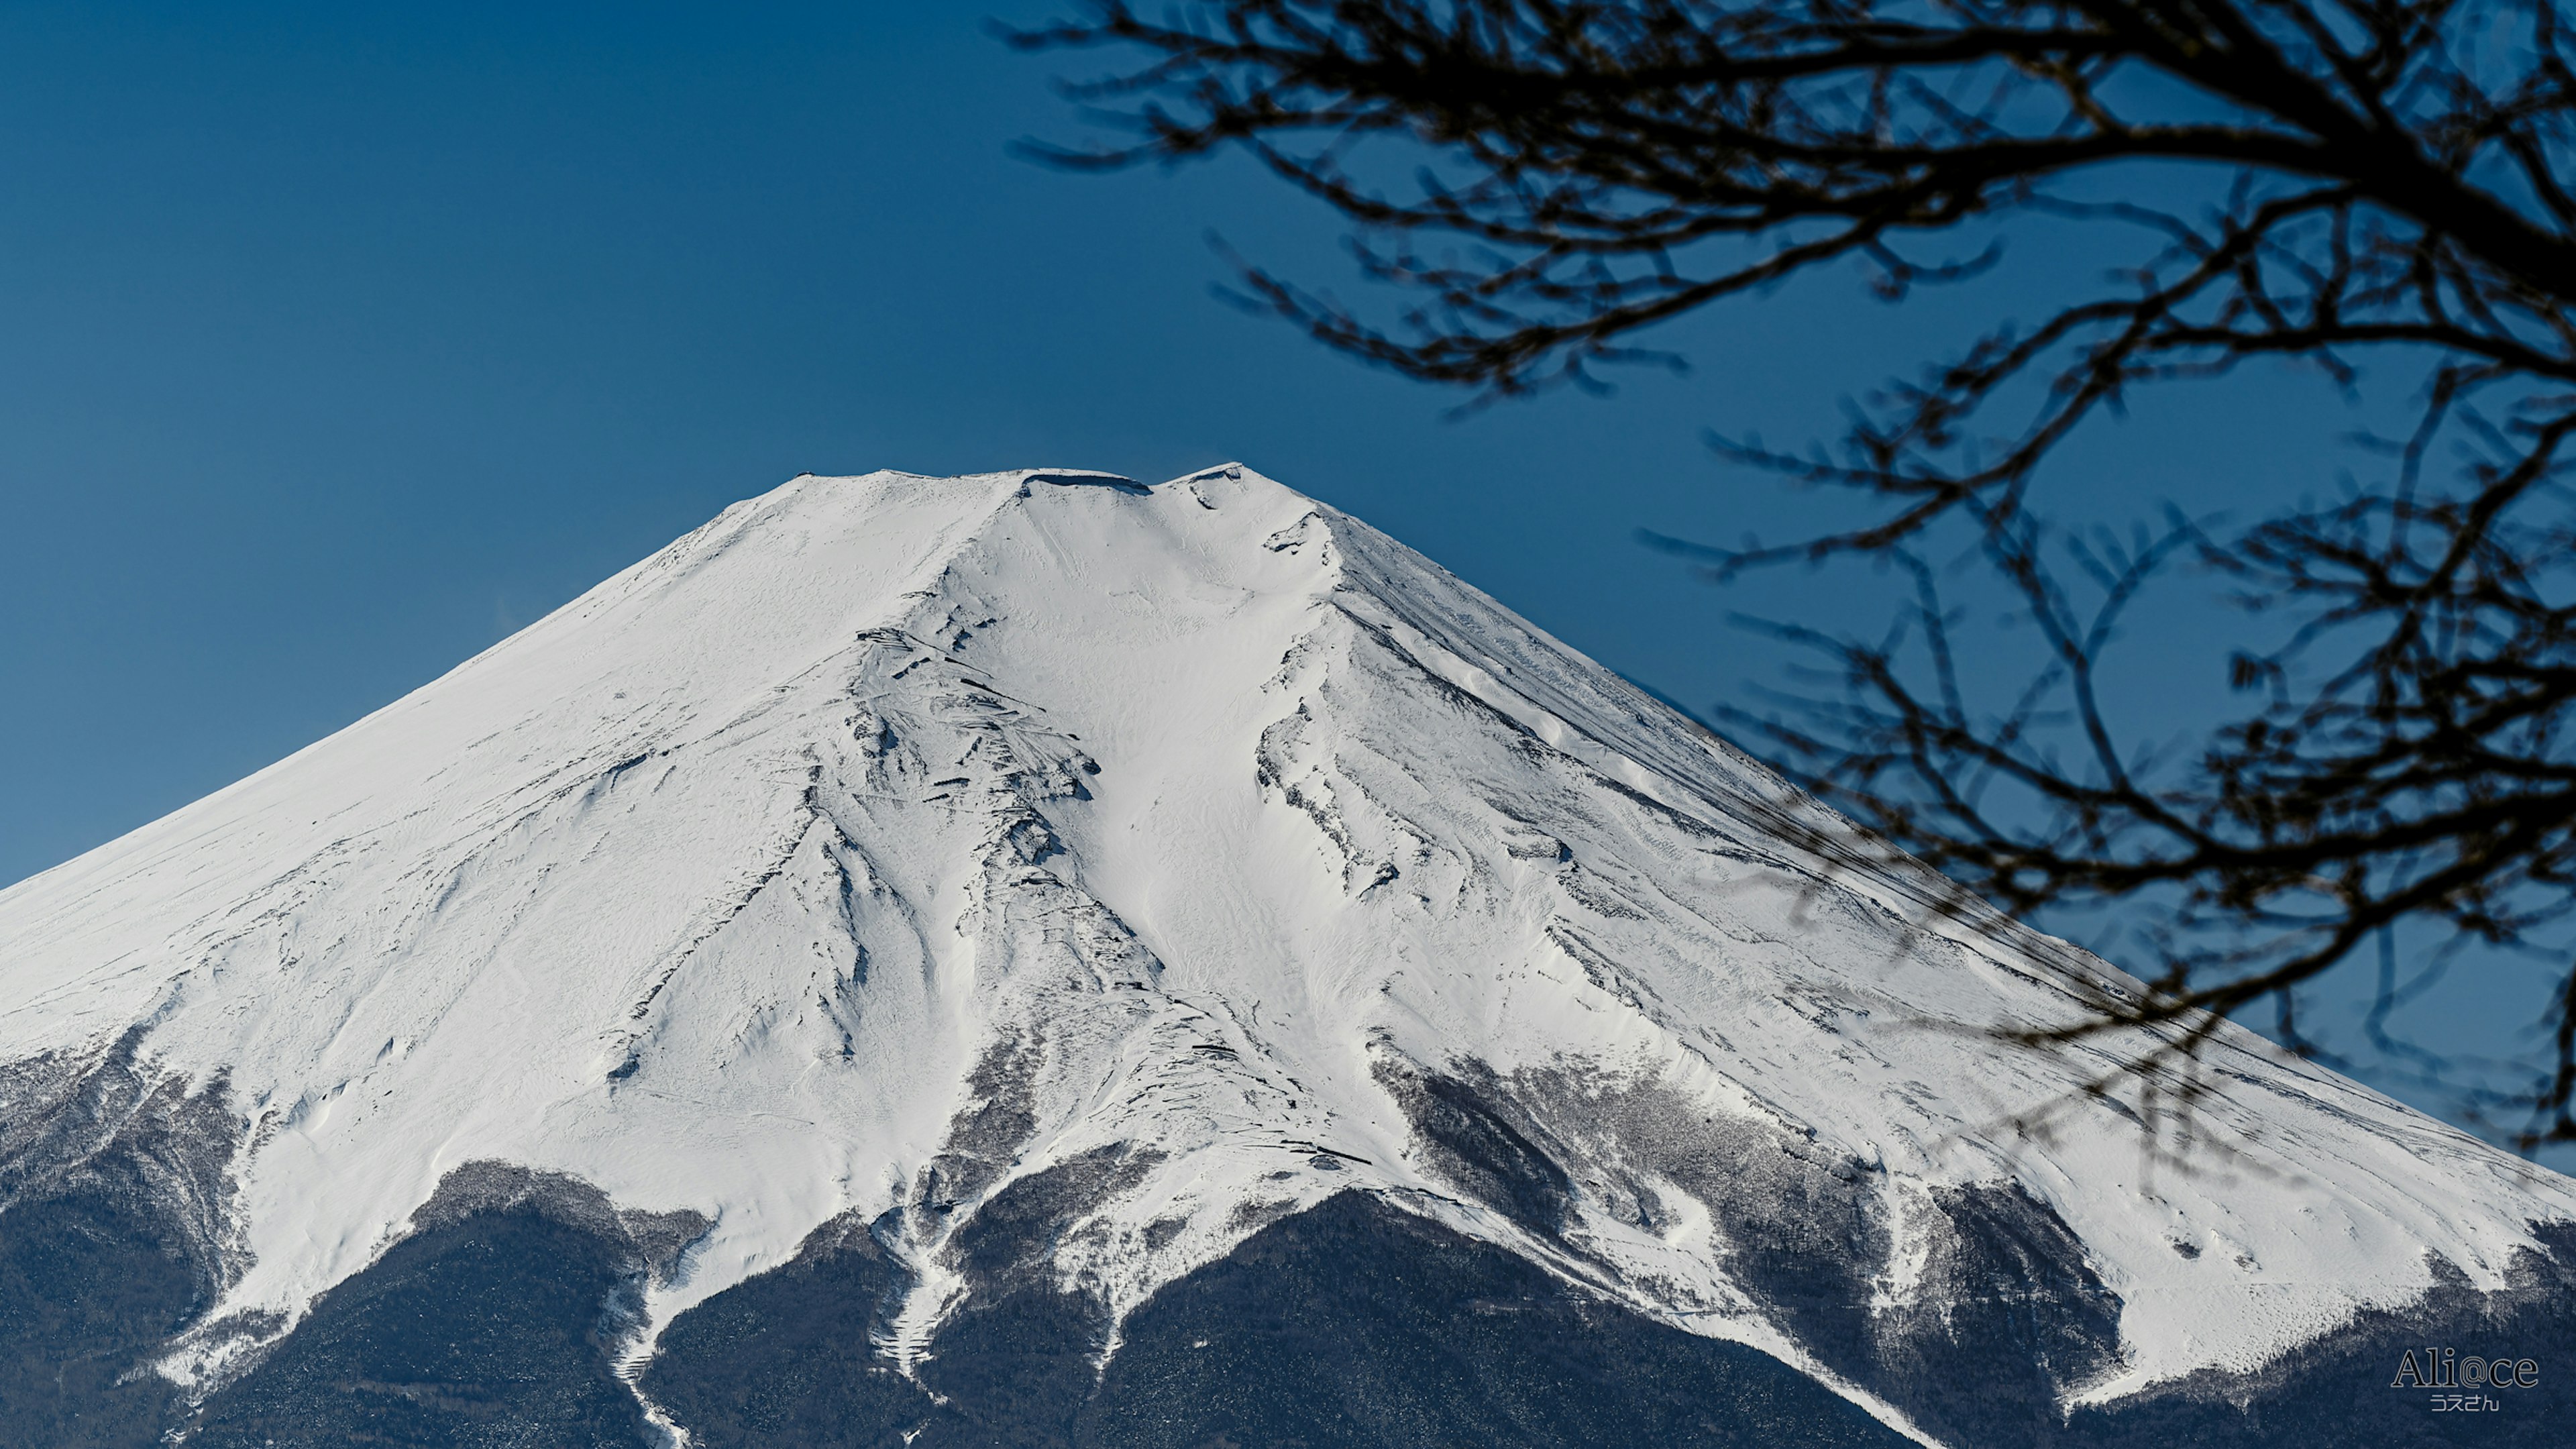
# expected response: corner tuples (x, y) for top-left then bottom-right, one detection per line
(3, 464), (2571, 1449)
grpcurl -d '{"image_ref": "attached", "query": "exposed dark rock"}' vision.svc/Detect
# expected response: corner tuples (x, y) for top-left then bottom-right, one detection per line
(912, 1033), (1042, 1215)
(0, 1030), (245, 1448)
(2070, 1220), (2576, 1448)
(1393, 1063), (1897, 1388)
(184, 1161), (706, 1449)
(0, 1181), (207, 1446)
(639, 1210), (934, 1449)
(1373, 1058), (1576, 1237)
(1870, 1181), (2125, 1449)
(1073, 1189), (1909, 1449)
(1383, 1059), (2576, 1448)
(648, 1185), (1908, 1449)
(910, 1146), (1159, 1448)
(1424, 1061), (2134, 1447)
(8, 1034), (2573, 1449)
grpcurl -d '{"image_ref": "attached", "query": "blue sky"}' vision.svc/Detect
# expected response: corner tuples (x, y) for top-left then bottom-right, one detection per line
(1, 2), (2548, 1146)
(0, 0), (1923, 881)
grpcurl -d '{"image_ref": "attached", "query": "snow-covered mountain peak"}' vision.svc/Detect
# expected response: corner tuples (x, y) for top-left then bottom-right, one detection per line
(3, 464), (2571, 1445)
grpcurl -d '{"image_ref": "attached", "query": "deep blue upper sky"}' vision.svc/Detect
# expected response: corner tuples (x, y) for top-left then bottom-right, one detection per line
(0, 0), (1916, 883)
(5, 2), (2536, 1139)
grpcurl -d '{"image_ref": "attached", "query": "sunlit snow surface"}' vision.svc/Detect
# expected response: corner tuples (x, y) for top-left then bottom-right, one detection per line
(2, 466), (2568, 1430)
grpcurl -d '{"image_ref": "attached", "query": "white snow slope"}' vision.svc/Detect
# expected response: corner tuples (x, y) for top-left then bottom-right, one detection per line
(1, 466), (2568, 1432)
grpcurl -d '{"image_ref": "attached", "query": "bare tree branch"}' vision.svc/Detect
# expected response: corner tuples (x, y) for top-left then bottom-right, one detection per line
(1018, 0), (2576, 1155)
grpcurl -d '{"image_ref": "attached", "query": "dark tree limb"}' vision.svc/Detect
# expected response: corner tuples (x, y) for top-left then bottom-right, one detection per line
(1017, 0), (2576, 1157)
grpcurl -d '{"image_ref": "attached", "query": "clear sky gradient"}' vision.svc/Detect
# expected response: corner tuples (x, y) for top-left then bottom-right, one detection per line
(3, 2), (2542, 1149)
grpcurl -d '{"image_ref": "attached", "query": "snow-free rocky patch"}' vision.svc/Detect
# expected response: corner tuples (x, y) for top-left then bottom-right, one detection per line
(2, 464), (2571, 1447)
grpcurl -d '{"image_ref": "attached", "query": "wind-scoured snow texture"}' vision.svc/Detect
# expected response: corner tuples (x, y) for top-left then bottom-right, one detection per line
(1, 464), (2571, 1444)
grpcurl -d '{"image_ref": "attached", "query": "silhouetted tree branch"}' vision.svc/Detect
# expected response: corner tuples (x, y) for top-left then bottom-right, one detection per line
(1016, 0), (2576, 1155)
